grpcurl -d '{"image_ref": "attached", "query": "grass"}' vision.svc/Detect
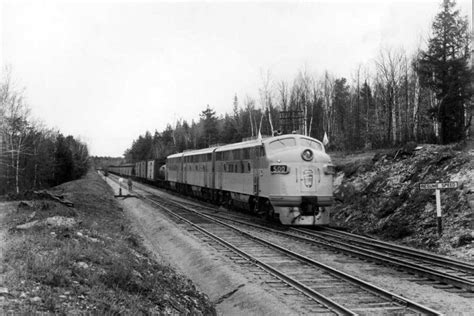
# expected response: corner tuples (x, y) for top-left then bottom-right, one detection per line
(1, 171), (215, 314)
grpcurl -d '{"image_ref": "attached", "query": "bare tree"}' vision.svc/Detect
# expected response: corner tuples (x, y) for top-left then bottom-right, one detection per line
(321, 71), (335, 142)
(375, 47), (406, 144)
(244, 96), (256, 137)
(0, 72), (31, 193)
(259, 69), (275, 136)
(277, 80), (289, 111)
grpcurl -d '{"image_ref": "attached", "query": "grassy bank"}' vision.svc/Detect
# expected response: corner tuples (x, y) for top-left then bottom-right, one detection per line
(1, 171), (215, 314)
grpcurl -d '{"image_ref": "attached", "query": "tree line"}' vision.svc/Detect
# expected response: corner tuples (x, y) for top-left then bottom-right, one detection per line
(122, 0), (471, 164)
(0, 70), (89, 195)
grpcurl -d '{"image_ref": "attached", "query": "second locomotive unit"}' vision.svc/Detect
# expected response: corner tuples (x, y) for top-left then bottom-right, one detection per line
(109, 133), (335, 226)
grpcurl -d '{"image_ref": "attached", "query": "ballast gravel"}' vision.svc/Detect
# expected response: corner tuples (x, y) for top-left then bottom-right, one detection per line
(107, 178), (474, 315)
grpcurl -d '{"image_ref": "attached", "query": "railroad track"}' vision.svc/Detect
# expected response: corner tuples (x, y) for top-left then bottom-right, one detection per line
(200, 208), (474, 296)
(127, 189), (439, 314)
(292, 227), (474, 294)
(109, 173), (474, 296)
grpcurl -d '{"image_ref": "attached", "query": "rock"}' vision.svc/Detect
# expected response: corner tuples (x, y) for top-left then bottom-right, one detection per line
(16, 220), (40, 230)
(333, 173), (344, 186)
(76, 262), (89, 269)
(457, 234), (473, 247)
(0, 287), (8, 295)
(45, 216), (76, 228)
(30, 296), (41, 303)
(87, 237), (99, 243)
(450, 234), (473, 248)
(17, 201), (33, 210)
(76, 232), (84, 237)
(450, 236), (460, 247)
(334, 183), (356, 202)
(19, 292), (27, 299)
(132, 270), (143, 280)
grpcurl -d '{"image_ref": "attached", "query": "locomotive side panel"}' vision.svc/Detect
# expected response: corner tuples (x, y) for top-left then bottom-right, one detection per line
(215, 146), (258, 197)
(182, 149), (214, 190)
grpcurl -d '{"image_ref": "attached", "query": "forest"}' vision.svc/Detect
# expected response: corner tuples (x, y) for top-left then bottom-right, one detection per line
(123, 0), (472, 165)
(0, 71), (89, 195)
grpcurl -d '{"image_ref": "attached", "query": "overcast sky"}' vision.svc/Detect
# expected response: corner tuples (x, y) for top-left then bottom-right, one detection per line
(1, 0), (471, 156)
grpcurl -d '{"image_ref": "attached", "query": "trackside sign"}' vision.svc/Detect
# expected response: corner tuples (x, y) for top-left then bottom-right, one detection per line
(419, 181), (458, 236)
(420, 182), (458, 190)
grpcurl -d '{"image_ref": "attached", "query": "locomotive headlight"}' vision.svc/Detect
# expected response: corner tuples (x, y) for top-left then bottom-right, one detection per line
(301, 149), (313, 161)
(323, 164), (336, 175)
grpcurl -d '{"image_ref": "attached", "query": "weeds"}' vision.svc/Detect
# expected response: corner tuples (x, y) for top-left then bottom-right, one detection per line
(2, 171), (216, 314)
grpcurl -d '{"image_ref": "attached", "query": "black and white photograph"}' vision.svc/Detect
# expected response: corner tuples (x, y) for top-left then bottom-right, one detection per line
(0, 0), (473, 314)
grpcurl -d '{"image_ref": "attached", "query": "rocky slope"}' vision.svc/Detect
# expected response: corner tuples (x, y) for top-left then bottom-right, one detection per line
(331, 143), (474, 261)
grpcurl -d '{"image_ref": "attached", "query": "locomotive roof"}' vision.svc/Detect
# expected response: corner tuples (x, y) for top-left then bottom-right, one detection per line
(166, 134), (324, 159)
(214, 138), (263, 152)
(167, 146), (217, 159)
(167, 152), (183, 159)
(182, 146), (217, 156)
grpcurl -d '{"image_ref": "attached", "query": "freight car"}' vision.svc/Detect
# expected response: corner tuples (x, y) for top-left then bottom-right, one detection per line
(107, 163), (135, 177)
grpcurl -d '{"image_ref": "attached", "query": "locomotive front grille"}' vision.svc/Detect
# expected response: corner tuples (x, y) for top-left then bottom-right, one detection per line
(303, 196), (333, 207)
(268, 195), (333, 207)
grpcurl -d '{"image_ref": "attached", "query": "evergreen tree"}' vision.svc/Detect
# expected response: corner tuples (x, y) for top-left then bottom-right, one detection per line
(54, 134), (74, 185)
(333, 78), (351, 148)
(199, 105), (218, 147)
(416, 0), (472, 143)
(221, 114), (240, 144)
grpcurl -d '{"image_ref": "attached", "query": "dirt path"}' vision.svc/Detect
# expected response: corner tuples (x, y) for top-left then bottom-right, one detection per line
(105, 177), (307, 315)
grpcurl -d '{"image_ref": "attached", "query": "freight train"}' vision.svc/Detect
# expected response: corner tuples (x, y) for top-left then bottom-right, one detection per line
(107, 134), (335, 226)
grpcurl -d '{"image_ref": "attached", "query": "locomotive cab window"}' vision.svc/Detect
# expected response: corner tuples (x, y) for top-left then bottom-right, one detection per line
(300, 137), (323, 151)
(268, 137), (296, 151)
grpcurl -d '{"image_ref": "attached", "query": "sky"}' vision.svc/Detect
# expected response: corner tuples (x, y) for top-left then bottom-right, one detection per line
(0, 0), (472, 157)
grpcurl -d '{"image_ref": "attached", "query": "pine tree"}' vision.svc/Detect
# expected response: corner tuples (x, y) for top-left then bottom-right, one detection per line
(416, 0), (472, 143)
(200, 105), (218, 147)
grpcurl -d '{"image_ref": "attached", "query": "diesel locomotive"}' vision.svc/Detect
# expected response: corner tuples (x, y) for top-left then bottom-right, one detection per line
(108, 133), (335, 226)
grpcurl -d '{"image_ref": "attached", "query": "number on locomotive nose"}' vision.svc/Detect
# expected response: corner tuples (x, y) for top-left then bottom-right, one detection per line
(270, 165), (289, 174)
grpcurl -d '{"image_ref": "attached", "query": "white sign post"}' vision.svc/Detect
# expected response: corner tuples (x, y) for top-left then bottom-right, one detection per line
(420, 181), (458, 236)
